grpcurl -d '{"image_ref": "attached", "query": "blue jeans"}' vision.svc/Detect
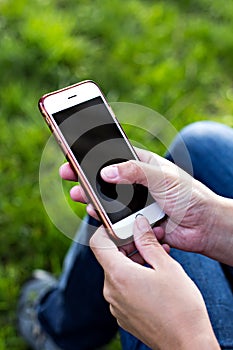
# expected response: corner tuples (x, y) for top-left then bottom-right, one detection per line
(38, 121), (233, 350)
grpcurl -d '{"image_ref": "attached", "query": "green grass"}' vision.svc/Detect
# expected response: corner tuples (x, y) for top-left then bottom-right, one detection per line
(0, 0), (233, 348)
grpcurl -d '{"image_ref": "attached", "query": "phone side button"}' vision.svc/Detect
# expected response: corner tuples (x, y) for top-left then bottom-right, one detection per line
(45, 116), (51, 125)
(58, 142), (68, 157)
(45, 117), (53, 132)
(53, 131), (66, 152)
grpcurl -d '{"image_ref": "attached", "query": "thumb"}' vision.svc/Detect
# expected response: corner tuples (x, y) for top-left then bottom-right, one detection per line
(134, 215), (170, 269)
(100, 160), (167, 209)
(101, 160), (159, 189)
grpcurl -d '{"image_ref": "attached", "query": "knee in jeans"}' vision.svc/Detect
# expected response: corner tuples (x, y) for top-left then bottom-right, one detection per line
(167, 121), (223, 174)
(179, 121), (222, 148)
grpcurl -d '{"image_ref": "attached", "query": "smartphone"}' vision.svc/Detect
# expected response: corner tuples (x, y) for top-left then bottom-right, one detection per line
(39, 80), (164, 241)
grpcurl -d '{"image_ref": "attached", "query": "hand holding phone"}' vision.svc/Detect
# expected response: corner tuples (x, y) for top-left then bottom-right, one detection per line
(39, 80), (164, 241)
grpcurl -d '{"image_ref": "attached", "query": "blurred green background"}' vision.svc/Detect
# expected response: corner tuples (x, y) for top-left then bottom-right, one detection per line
(0, 0), (233, 349)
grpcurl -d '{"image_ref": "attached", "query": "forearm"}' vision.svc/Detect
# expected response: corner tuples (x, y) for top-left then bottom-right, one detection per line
(205, 195), (233, 265)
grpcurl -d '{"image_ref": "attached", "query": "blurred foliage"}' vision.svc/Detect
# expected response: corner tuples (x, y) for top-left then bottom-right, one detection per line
(0, 0), (233, 348)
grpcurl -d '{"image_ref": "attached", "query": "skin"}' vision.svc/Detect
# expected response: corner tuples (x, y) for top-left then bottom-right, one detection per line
(60, 148), (233, 265)
(90, 217), (220, 350)
(60, 147), (233, 349)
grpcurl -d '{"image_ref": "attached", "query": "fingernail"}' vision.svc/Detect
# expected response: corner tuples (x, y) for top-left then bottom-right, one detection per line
(136, 215), (151, 231)
(101, 165), (119, 179)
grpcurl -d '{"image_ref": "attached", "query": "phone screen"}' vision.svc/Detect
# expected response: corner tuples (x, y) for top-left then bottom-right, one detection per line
(53, 97), (154, 224)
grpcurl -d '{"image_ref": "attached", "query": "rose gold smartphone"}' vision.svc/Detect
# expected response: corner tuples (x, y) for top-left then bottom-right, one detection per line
(39, 80), (164, 241)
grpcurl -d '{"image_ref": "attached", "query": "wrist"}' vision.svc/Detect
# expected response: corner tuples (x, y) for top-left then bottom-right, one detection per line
(154, 309), (220, 350)
(180, 333), (220, 350)
(205, 194), (233, 265)
(178, 315), (220, 350)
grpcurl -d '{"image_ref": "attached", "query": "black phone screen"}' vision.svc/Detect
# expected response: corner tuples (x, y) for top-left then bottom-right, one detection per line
(53, 97), (154, 224)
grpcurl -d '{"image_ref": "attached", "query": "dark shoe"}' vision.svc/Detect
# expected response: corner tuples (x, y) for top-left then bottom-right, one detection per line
(17, 269), (61, 350)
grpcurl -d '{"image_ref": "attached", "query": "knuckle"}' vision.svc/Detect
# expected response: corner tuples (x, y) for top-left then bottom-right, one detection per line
(110, 265), (125, 285)
(124, 160), (147, 185)
(143, 237), (161, 250)
(109, 304), (117, 318)
(103, 283), (112, 303)
(103, 268), (126, 304)
(141, 234), (160, 248)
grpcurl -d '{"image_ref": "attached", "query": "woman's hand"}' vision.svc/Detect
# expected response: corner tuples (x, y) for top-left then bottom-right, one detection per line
(99, 148), (233, 265)
(91, 215), (220, 350)
(60, 148), (233, 265)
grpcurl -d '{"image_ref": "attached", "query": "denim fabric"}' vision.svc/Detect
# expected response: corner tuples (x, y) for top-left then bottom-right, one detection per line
(38, 121), (233, 350)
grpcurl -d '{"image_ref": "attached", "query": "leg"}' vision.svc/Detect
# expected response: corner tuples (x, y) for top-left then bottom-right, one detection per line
(38, 216), (118, 350)
(18, 216), (118, 350)
(167, 121), (233, 198)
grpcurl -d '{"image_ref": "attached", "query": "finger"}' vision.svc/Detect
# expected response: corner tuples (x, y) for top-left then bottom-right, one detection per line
(90, 225), (128, 272)
(119, 243), (145, 265)
(152, 226), (165, 241)
(70, 185), (88, 203)
(128, 251), (145, 265)
(161, 243), (171, 254)
(59, 163), (78, 181)
(86, 204), (101, 221)
(152, 226), (170, 253)
(133, 216), (170, 269)
(68, 185), (100, 220)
